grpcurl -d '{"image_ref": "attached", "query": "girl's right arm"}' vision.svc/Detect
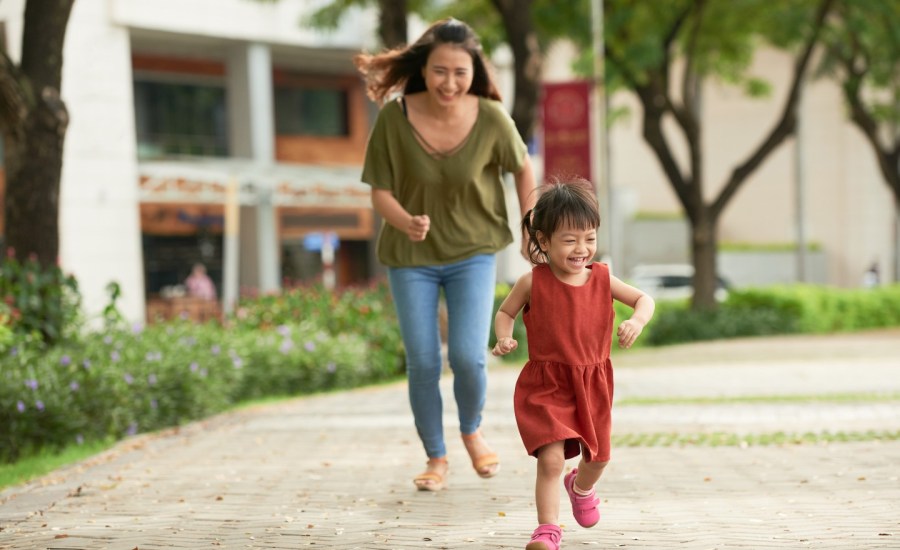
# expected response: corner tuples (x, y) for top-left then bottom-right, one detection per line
(371, 188), (430, 242)
(492, 271), (532, 356)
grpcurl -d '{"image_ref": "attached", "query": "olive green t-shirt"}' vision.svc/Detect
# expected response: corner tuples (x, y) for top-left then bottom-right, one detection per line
(361, 96), (527, 267)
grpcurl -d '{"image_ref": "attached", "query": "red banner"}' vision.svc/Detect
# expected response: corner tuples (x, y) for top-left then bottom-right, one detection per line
(541, 81), (592, 183)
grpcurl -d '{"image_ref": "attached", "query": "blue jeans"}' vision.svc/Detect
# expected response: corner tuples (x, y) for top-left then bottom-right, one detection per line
(387, 254), (496, 459)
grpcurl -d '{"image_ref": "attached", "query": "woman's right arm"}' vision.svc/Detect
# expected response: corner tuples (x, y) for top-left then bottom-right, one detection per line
(371, 188), (430, 242)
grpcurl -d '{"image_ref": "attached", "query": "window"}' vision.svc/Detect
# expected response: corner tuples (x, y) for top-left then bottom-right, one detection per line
(274, 86), (348, 137)
(133, 79), (228, 158)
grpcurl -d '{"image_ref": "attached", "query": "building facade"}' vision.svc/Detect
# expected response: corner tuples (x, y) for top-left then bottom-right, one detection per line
(1, 0), (383, 322)
(1, 1), (895, 325)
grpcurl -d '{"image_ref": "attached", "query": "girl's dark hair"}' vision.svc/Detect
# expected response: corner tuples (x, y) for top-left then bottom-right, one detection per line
(354, 18), (502, 104)
(522, 178), (600, 265)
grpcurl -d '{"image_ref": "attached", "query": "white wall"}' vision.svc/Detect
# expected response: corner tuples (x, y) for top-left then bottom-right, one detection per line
(111, 0), (378, 50)
(59, 0), (145, 324)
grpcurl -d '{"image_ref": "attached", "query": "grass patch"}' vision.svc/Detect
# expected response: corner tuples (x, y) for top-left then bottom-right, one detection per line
(616, 392), (900, 406)
(613, 429), (900, 448)
(0, 437), (115, 491)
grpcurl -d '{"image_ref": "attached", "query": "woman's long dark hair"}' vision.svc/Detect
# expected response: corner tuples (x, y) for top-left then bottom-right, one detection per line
(354, 18), (501, 104)
(522, 178), (601, 265)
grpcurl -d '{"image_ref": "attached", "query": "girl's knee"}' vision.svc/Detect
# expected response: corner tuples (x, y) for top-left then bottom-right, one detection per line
(536, 444), (566, 477)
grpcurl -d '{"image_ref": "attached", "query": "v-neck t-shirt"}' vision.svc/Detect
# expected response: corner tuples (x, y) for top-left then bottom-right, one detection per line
(361, 96), (527, 267)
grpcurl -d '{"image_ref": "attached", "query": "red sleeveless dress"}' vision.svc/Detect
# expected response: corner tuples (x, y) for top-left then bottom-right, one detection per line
(513, 262), (615, 462)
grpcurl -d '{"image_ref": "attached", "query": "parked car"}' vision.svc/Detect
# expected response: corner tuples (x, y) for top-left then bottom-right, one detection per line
(629, 264), (730, 302)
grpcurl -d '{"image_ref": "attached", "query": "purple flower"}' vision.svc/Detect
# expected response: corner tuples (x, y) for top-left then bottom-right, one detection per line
(35, 400), (45, 411)
(276, 325), (291, 337)
(279, 340), (294, 354)
(126, 423), (138, 436)
(82, 359), (92, 369)
(150, 398), (158, 410)
(69, 381), (80, 392)
(123, 373), (134, 385)
(148, 374), (157, 385)
(132, 323), (144, 335)
(60, 355), (71, 366)
(111, 350), (121, 362)
(16, 401), (25, 413)
(189, 362), (199, 372)
(210, 345), (221, 355)
(10, 346), (18, 357)
(25, 379), (38, 390)
(304, 341), (316, 352)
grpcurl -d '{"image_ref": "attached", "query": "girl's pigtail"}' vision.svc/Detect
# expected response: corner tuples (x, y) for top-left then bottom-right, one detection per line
(521, 209), (541, 265)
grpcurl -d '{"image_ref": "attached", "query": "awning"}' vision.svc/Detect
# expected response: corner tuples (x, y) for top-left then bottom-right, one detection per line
(138, 157), (371, 208)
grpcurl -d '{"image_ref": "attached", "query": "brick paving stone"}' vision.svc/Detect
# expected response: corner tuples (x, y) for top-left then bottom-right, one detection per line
(1, 329), (898, 549)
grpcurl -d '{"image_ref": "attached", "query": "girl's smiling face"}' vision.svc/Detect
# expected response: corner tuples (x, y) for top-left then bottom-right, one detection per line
(537, 224), (598, 279)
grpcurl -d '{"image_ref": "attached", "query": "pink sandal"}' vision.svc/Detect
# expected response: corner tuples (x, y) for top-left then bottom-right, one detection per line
(564, 468), (600, 528)
(525, 523), (561, 550)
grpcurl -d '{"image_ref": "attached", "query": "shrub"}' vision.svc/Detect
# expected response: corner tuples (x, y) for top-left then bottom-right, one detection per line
(0, 278), (407, 464)
(233, 279), (405, 378)
(0, 252), (81, 345)
(643, 284), (900, 346)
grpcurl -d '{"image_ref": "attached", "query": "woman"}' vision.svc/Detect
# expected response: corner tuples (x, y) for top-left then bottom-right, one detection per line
(356, 18), (536, 491)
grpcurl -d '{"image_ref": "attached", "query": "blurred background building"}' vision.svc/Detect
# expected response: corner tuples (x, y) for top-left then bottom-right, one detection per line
(0, 0), (895, 323)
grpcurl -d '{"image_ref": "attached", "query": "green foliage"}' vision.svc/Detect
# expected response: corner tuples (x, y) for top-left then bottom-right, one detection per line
(818, 0), (900, 127)
(0, 253), (81, 345)
(646, 301), (794, 346)
(0, 301), (13, 354)
(719, 241), (822, 252)
(0, 279), (406, 464)
(613, 429), (900, 448)
(232, 279), (405, 379)
(646, 284), (900, 346)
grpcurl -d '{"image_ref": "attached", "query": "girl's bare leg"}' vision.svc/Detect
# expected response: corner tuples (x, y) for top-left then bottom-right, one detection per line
(534, 441), (566, 525)
(574, 457), (608, 493)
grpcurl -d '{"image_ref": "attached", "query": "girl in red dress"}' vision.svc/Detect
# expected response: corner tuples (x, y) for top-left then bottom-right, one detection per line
(493, 179), (655, 550)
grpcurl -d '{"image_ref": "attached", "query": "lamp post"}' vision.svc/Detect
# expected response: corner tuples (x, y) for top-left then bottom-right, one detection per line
(591, 0), (613, 270)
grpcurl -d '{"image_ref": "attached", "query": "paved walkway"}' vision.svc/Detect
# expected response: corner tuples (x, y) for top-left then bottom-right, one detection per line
(1, 329), (899, 549)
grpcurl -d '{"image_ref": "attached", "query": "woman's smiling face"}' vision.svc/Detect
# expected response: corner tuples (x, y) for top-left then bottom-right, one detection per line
(423, 43), (474, 106)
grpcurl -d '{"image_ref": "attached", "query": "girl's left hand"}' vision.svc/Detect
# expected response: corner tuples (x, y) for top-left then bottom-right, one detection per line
(617, 319), (643, 349)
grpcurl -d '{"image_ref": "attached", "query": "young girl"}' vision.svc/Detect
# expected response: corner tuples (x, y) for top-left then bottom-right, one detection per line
(493, 179), (655, 550)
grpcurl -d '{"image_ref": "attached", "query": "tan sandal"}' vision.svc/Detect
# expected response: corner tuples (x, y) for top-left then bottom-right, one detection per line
(413, 457), (448, 491)
(461, 430), (500, 478)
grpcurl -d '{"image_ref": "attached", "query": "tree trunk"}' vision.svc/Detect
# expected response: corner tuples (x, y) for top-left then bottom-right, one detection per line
(492, 0), (541, 141)
(0, 0), (74, 268)
(4, 99), (67, 267)
(377, 0), (407, 49)
(691, 213), (719, 311)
